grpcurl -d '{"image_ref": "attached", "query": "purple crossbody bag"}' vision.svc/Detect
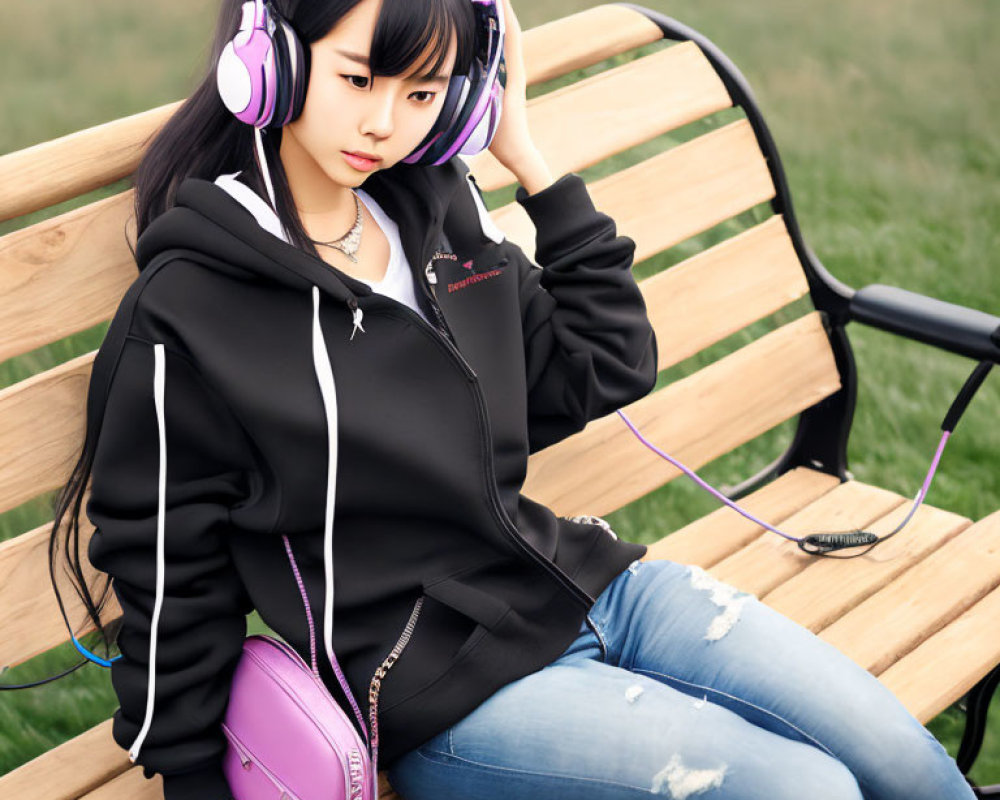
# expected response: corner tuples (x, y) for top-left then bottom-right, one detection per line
(220, 534), (423, 800)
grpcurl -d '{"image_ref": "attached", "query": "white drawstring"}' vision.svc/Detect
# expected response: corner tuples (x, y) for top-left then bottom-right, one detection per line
(255, 126), (278, 213)
(129, 342), (168, 763)
(310, 286), (341, 687)
(255, 126), (292, 242)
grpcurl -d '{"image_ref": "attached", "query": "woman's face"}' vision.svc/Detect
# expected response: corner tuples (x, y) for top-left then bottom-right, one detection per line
(282, 0), (458, 195)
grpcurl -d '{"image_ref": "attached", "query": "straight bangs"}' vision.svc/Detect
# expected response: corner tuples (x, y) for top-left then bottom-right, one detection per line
(367, 0), (477, 82)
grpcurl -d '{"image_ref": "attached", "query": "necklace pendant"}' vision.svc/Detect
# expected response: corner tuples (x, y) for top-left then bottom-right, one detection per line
(309, 191), (364, 261)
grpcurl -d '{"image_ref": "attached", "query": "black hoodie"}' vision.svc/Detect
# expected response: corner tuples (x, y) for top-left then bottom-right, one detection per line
(85, 155), (658, 800)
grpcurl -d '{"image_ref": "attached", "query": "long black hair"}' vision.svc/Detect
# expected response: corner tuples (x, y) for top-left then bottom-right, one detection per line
(49, 0), (477, 676)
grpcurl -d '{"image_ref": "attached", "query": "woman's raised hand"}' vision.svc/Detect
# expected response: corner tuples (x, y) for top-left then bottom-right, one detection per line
(486, 0), (537, 173)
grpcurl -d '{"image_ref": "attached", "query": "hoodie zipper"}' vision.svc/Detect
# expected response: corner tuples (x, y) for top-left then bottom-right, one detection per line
(423, 254), (459, 349)
(404, 257), (597, 609)
(367, 594), (424, 779)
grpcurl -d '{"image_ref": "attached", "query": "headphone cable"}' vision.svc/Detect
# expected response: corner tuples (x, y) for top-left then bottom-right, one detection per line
(616, 358), (994, 559)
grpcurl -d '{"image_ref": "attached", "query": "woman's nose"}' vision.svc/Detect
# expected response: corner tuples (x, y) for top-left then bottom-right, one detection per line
(359, 90), (395, 139)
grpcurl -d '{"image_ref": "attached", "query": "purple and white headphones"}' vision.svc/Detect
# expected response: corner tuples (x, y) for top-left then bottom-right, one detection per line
(215, 0), (506, 169)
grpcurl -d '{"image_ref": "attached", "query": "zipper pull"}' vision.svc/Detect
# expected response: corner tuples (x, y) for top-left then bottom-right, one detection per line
(346, 297), (365, 340)
(425, 259), (438, 285)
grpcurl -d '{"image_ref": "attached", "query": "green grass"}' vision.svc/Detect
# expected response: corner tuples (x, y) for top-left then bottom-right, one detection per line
(2, 0), (997, 788)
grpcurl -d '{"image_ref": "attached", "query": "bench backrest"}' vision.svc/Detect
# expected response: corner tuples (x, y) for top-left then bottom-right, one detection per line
(0, 2), (843, 692)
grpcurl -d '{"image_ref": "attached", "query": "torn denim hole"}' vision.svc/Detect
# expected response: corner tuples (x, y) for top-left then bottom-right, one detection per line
(625, 683), (645, 703)
(651, 753), (727, 798)
(685, 564), (755, 642)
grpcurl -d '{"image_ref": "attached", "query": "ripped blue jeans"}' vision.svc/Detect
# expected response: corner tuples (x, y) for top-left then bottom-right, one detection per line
(387, 557), (975, 800)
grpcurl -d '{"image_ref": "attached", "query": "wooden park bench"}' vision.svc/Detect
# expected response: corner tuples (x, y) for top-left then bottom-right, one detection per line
(2, 3), (998, 797)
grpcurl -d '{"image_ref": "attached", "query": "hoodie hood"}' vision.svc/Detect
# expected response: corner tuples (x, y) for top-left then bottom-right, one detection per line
(134, 158), (471, 315)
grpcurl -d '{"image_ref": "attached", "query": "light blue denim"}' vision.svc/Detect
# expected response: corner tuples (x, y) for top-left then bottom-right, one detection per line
(387, 557), (975, 799)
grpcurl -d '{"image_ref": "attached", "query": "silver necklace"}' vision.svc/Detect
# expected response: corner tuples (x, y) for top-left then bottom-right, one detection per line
(306, 191), (363, 263)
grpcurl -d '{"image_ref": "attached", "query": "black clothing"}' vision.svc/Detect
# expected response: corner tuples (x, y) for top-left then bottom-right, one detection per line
(86, 156), (657, 800)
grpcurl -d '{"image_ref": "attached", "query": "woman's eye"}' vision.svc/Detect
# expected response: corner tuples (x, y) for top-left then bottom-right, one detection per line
(342, 75), (435, 104)
(343, 74), (369, 90)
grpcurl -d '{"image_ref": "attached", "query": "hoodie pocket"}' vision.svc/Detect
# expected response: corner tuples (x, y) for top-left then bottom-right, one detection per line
(421, 574), (512, 632)
(376, 576), (512, 717)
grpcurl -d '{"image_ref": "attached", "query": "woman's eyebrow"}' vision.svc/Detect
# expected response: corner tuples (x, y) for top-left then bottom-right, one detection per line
(335, 48), (372, 66)
(334, 48), (449, 85)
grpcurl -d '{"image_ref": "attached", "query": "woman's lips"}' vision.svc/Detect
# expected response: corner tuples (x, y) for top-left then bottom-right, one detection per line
(342, 151), (381, 172)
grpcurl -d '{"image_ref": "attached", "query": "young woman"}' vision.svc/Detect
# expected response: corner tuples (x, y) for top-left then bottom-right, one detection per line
(51, 1), (976, 798)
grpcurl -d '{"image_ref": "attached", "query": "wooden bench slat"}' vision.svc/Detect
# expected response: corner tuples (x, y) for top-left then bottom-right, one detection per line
(762, 501), (971, 632)
(495, 118), (775, 263)
(0, 105), (177, 225)
(0, 712), (413, 800)
(83, 766), (162, 800)
(709, 481), (907, 597)
(879, 572), (1000, 724)
(819, 508), (1000, 675)
(79, 761), (404, 799)
(643, 214), (810, 371)
(641, 472), (994, 729)
(0, 191), (135, 363)
(0, 718), (127, 800)
(520, 4), (664, 86)
(647, 466), (843, 566)
(0, 513), (118, 671)
(0, 352), (94, 514)
(466, 41), (732, 189)
(524, 312), (841, 517)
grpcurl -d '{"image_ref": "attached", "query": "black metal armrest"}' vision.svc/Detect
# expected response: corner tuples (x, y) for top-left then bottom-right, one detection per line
(848, 284), (1000, 364)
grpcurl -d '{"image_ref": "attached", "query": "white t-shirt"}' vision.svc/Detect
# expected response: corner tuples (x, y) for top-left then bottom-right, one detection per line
(214, 171), (431, 325)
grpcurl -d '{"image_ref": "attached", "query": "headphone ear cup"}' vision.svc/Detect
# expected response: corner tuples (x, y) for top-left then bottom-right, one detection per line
(458, 78), (503, 155)
(216, 1), (277, 127)
(217, 40), (254, 118)
(269, 17), (294, 127)
(460, 54), (505, 157)
(287, 20), (308, 123)
(426, 58), (484, 164)
(404, 72), (471, 165)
